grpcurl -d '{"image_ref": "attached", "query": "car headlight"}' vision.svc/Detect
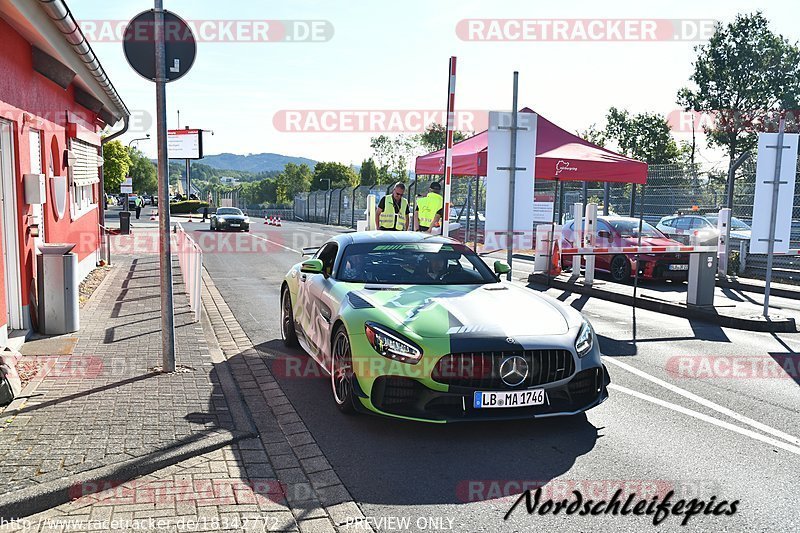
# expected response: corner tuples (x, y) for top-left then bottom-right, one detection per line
(217, 217), (226, 223)
(575, 319), (594, 358)
(364, 322), (422, 364)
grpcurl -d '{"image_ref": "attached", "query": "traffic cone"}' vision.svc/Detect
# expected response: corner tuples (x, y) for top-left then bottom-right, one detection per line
(150, 212), (157, 221)
(276, 216), (282, 227)
(548, 242), (562, 277)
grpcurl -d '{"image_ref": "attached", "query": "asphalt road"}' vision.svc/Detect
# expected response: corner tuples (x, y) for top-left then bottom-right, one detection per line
(184, 219), (800, 533)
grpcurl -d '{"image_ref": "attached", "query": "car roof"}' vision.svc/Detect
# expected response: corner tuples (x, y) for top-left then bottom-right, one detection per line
(329, 231), (459, 247)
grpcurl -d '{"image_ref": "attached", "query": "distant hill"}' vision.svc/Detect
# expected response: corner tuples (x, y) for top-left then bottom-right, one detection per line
(198, 153), (317, 173)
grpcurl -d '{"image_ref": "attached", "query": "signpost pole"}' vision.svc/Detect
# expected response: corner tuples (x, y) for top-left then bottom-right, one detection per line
(441, 56), (457, 238)
(154, 0), (176, 372)
(505, 72), (519, 281)
(763, 117), (787, 318)
(185, 158), (191, 198)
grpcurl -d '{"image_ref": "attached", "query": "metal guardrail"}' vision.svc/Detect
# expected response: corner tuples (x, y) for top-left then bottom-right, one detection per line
(175, 223), (203, 322)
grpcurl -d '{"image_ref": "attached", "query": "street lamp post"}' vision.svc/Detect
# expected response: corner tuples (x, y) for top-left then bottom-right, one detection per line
(128, 134), (151, 148)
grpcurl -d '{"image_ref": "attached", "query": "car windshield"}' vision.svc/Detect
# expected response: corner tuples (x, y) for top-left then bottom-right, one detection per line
(706, 216), (751, 231)
(217, 208), (243, 216)
(607, 219), (664, 238)
(338, 242), (497, 285)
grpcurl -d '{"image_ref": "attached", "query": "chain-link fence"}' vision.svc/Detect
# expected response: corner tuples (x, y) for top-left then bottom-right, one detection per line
(293, 162), (800, 250)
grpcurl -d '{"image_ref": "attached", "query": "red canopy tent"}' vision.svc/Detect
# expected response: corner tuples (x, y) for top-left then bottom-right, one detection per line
(414, 108), (647, 184)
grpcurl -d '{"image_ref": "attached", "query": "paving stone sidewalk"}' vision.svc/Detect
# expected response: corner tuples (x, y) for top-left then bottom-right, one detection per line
(0, 255), (237, 496)
(1, 256), (372, 532)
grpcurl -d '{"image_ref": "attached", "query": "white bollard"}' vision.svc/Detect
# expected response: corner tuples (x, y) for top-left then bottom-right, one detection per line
(717, 208), (731, 276)
(534, 225), (550, 273)
(584, 203), (598, 285)
(366, 195), (377, 231)
(572, 202), (583, 275)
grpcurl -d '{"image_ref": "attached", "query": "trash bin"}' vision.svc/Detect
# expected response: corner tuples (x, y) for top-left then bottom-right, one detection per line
(687, 251), (717, 307)
(37, 244), (79, 334)
(119, 211), (131, 235)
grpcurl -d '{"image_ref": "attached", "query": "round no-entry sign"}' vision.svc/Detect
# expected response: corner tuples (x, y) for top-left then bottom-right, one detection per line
(123, 10), (196, 83)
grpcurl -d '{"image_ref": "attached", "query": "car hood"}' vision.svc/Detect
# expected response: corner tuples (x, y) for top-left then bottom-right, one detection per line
(618, 236), (682, 247)
(348, 283), (572, 339)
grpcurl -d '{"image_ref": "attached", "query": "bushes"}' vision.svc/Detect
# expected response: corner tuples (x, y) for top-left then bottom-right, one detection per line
(169, 200), (209, 214)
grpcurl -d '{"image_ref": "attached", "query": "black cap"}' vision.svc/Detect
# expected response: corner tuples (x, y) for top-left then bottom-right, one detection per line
(430, 182), (442, 192)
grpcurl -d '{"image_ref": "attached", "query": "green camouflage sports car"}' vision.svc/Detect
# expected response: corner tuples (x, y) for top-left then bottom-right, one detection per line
(280, 231), (609, 423)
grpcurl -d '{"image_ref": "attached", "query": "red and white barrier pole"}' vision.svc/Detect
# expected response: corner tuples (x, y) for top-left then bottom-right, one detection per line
(441, 56), (457, 238)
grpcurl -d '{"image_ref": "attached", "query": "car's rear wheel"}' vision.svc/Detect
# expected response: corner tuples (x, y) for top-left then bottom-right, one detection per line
(610, 255), (631, 282)
(280, 288), (298, 347)
(331, 326), (356, 414)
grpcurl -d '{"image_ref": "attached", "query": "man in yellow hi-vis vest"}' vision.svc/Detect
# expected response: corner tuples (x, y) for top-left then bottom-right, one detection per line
(375, 182), (410, 231)
(414, 182), (444, 233)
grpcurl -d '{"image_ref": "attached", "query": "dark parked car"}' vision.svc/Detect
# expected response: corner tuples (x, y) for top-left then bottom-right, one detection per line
(560, 216), (690, 282)
(210, 207), (250, 232)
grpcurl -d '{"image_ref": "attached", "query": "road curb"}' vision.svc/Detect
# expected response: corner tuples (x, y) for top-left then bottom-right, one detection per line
(717, 277), (800, 300)
(528, 273), (797, 333)
(0, 429), (251, 521)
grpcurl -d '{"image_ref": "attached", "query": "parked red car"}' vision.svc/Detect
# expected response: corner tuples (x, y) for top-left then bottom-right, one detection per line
(560, 216), (690, 282)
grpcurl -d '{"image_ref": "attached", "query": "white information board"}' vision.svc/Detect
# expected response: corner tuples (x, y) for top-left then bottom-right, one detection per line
(484, 111), (537, 250)
(749, 132), (799, 254)
(168, 129), (203, 160)
(120, 177), (133, 194)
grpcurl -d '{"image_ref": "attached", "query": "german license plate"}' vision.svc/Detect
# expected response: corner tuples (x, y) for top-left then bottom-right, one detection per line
(473, 389), (545, 409)
(668, 264), (689, 271)
(230, 223), (240, 227)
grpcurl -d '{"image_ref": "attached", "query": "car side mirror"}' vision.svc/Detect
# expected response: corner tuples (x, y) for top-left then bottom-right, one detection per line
(301, 259), (324, 274)
(494, 260), (511, 275)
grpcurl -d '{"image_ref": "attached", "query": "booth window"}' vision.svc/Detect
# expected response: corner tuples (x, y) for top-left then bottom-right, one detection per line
(69, 138), (99, 219)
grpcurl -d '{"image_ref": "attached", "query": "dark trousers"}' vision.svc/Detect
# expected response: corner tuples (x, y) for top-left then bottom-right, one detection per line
(135, 206), (142, 219)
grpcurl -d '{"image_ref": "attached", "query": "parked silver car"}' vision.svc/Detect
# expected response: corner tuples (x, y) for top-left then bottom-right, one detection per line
(656, 214), (751, 245)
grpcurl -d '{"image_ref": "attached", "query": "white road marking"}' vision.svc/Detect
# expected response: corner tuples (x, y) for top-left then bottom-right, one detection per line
(604, 356), (800, 446)
(609, 384), (800, 457)
(247, 232), (302, 254)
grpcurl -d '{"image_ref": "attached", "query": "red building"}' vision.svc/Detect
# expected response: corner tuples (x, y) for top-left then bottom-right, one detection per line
(0, 0), (129, 346)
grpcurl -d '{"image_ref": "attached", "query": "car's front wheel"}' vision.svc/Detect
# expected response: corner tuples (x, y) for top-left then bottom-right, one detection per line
(610, 255), (632, 282)
(280, 288), (298, 347)
(331, 326), (356, 414)
(210, 222), (216, 231)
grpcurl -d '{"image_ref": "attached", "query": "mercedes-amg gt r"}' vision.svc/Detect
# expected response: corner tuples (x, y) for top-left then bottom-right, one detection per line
(280, 231), (609, 423)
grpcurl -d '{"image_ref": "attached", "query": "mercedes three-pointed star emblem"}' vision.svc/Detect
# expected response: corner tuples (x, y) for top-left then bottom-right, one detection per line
(499, 355), (529, 387)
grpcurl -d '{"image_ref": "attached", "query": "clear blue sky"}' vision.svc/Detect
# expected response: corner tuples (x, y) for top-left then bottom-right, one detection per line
(76, 0), (800, 168)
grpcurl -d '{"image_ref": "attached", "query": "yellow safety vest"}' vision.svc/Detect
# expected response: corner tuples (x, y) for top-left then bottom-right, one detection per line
(417, 192), (443, 228)
(379, 196), (408, 230)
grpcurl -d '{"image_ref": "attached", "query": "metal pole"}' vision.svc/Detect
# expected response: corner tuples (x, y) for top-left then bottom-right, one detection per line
(155, 0), (176, 372)
(763, 118), (787, 317)
(506, 72), (519, 281)
(581, 181), (588, 206)
(473, 176), (480, 253)
(185, 158), (190, 199)
(603, 182), (610, 215)
(633, 184), (646, 305)
(720, 151), (751, 275)
(441, 56), (457, 237)
(464, 179), (472, 243)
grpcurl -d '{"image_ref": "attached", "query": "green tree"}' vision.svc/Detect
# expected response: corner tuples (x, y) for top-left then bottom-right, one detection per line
(369, 134), (417, 184)
(359, 158), (379, 186)
(276, 163), (312, 203)
(416, 123), (469, 152)
(311, 162), (359, 191)
(102, 140), (131, 193)
(677, 12), (800, 163)
(577, 124), (606, 147)
(604, 107), (680, 164)
(127, 147), (158, 194)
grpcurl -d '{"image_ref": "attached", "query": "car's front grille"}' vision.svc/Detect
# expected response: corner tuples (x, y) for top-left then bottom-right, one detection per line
(432, 350), (575, 390)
